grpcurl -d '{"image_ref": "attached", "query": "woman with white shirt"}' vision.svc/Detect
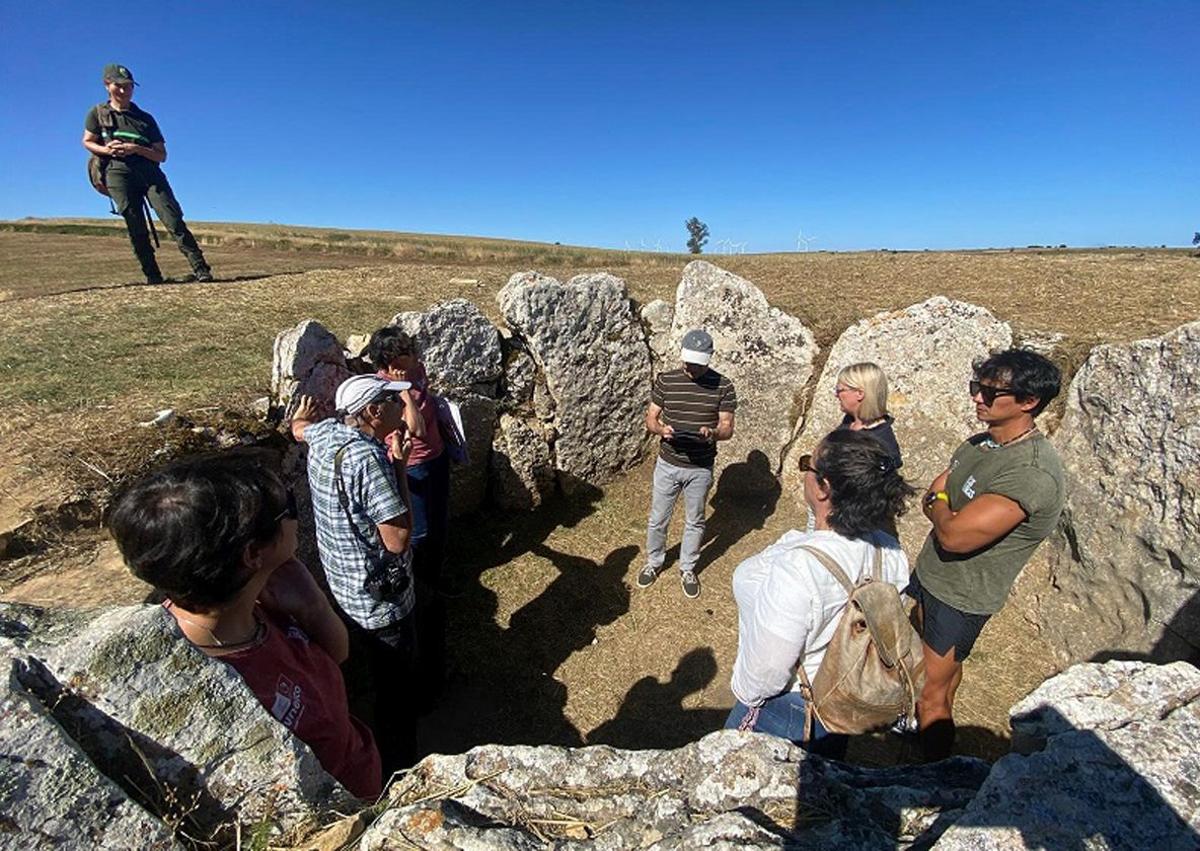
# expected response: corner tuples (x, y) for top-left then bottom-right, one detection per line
(726, 429), (916, 758)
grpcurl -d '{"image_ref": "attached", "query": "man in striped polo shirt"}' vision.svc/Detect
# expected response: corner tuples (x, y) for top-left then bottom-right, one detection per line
(639, 329), (738, 598)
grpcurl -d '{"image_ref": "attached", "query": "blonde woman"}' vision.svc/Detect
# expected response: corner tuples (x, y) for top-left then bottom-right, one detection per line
(834, 362), (902, 468)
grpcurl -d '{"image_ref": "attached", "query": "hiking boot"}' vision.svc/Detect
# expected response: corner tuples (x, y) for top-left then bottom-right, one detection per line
(193, 269), (214, 283)
(681, 570), (701, 599)
(636, 565), (658, 588)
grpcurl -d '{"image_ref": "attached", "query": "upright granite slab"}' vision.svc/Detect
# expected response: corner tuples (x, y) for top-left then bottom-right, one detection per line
(271, 319), (351, 419)
(498, 272), (651, 488)
(1028, 321), (1200, 664)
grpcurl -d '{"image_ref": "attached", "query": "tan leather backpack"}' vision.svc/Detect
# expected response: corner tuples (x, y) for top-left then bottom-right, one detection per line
(797, 544), (925, 736)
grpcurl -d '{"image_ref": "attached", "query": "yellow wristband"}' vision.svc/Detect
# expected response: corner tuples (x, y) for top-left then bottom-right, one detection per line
(935, 491), (950, 504)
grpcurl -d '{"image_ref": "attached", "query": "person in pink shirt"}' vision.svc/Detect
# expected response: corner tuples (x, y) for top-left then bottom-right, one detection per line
(368, 326), (451, 694)
(108, 450), (382, 799)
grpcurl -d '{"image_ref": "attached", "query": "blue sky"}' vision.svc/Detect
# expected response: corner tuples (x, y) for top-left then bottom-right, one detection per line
(2, 2), (1196, 251)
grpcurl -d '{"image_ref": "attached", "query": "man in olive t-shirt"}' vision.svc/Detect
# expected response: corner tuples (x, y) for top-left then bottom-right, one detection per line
(910, 348), (1064, 761)
(82, 63), (211, 285)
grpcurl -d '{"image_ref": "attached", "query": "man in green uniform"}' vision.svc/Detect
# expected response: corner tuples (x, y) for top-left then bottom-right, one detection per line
(82, 63), (212, 285)
(908, 348), (1065, 761)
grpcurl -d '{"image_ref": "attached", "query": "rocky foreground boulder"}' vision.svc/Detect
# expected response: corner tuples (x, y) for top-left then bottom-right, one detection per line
(3, 601), (1198, 849)
(0, 603), (355, 849)
(933, 660), (1200, 849)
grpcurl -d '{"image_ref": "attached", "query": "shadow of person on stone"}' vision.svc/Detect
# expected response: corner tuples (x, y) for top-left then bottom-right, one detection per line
(587, 647), (728, 749)
(1089, 586), (1200, 667)
(901, 705), (1200, 849)
(662, 449), (782, 577)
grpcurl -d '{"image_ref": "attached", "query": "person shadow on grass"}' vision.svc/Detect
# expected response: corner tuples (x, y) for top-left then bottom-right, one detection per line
(587, 647), (727, 749)
(662, 449), (781, 578)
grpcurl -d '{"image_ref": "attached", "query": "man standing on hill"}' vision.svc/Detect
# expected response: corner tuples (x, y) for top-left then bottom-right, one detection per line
(291, 375), (418, 774)
(909, 348), (1065, 761)
(639, 329), (737, 599)
(82, 63), (212, 285)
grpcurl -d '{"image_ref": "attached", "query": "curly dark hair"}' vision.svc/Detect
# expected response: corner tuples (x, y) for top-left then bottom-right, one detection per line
(107, 449), (288, 611)
(366, 326), (419, 369)
(974, 348), (1061, 417)
(814, 430), (916, 539)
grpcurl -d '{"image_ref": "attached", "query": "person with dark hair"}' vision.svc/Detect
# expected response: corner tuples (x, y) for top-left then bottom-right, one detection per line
(82, 63), (212, 285)
(291, 373), (418, 774)
(910, 347), (1064, 761)
(366, 326), (451, 693)
(726, 430), (915, 757)
(107, 451), (381, 799)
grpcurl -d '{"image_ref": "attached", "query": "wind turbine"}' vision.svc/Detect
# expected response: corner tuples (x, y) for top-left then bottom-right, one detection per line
(796, 230), (818, 252)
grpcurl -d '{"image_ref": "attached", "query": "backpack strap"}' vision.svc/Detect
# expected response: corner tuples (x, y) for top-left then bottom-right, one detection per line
(871, 543), (883, 582)
(796, 544), (855, 596)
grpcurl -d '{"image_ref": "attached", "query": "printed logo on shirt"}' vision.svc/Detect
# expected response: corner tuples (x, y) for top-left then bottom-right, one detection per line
(271, 675), (305, 729)
(962, 475), (977, 500)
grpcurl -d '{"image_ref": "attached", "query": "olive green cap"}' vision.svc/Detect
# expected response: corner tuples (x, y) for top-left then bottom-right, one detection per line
(102, 63), (137, 85)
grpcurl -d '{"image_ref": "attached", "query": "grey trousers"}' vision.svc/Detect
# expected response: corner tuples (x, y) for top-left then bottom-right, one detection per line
(646, 457), (714, 574)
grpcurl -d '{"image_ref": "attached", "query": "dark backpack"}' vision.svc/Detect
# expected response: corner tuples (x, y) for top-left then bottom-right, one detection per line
(87, 104), (117, 197)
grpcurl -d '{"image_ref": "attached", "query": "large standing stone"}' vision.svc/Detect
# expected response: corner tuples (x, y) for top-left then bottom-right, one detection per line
(1027, 321), (1200, 665)
(668, 261), (819, 492)
(390, 299), (504, 396)
(933, 661), (1200, 849)
(363, 731), (990, 849)
(782, 297), (1012, 554)
(498, 272), (651, 486)
(490, 414), (556, 511)
(14, 605), (355, 838)
(0, 658), (183, 850)
(445, 392), (497, 518)
(271, 319), (351, 419)
(640, 298), (675, 377)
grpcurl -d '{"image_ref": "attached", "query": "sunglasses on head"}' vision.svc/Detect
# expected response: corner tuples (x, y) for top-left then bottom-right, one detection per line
(798, 453), (824, 479)
(273, 489), (298, 523)
(969, 379), (1018, 406)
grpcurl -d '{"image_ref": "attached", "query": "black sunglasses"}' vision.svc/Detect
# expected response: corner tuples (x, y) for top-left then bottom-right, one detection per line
(798, 453), (824, 479)
(273, 489), (298, 523)
(969, 380), (1018, 406)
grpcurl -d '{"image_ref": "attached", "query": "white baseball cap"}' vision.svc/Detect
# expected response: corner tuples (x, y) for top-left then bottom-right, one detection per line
(334, 375), (411, 416)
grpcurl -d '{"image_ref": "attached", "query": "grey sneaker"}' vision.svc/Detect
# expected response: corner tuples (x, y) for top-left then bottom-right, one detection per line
(193, 269), (214, 283)
(636, 565), (658, 588)
(681, 570), (701, 599)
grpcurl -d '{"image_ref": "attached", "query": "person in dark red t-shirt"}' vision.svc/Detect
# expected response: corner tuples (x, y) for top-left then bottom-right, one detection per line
(108, 450), (382, 799)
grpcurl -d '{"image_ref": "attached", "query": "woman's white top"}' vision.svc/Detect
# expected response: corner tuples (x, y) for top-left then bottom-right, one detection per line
(729, 528), (910, 708)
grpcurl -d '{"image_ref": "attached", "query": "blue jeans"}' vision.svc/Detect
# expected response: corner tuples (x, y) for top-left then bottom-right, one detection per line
(725, 692), (849, 760)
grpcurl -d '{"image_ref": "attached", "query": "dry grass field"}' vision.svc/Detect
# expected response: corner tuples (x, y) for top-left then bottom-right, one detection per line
(2, 219), (1197, 763)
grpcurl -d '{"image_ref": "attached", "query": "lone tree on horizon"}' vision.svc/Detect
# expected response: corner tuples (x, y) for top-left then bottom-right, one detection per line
(1193, 231), (1199, 246)
(686, 218), (710, 254)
